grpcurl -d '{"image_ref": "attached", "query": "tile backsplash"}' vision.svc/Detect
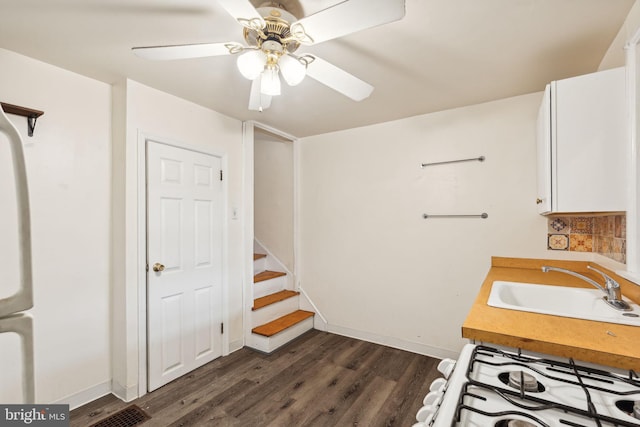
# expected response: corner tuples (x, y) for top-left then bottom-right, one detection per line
(547, 214), (626, 264)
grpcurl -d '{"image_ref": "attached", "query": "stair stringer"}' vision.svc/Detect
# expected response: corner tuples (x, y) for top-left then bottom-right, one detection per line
(253, 238), (294, 290)
(297, 285), (328, 332)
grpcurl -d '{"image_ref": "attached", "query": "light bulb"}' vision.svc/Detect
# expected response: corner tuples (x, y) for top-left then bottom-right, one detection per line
(260, 66), (281, 96)
(237, 50), (266, 80)
(279, 55), (306, 86)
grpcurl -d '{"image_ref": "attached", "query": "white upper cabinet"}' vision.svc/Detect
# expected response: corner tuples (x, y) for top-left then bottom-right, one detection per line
(536, 67), (627, 214)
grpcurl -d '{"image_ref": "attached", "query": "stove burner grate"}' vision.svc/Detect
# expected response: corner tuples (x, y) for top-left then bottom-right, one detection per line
(471, 345), (640, 395)
(452, 345), (640, 427)
(495, 419), (539, 427)
(454, 396), (550, 427)
(498, 371), (545, 393)
(453, 382), (640, 427)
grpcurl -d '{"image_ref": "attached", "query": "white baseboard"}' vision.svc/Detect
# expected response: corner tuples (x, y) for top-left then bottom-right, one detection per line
(111, 380), (139, 403)
(296, 289), (452, 357)
(326, 324), (460, 360)
(54, 380), (112, 410)
(229, 338), (244, 353)
(312, 316), (328, 331)
(108, 339), (244, 406)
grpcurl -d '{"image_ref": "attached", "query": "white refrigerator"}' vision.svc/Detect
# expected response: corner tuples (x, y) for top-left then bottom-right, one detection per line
(0, 104), (34, 403)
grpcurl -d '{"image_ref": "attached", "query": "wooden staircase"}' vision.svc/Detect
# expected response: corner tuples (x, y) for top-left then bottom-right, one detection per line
(249, 251), (314, 353)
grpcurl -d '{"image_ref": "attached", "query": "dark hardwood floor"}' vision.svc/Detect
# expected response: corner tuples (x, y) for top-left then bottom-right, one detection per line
(71, 330), (442, 426)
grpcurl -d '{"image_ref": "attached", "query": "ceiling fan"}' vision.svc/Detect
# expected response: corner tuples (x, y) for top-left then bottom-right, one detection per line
(132, 0), (405, 111)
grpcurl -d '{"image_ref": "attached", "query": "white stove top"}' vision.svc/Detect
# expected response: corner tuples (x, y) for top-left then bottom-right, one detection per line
(420, 344), (640, 427)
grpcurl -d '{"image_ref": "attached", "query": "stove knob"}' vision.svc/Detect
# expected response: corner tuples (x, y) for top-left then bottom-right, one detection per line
(429, 377), (446, 393)
(415, 404), (438, 423)
(423, 390), (444, 407)
(437, 358), (456, 379)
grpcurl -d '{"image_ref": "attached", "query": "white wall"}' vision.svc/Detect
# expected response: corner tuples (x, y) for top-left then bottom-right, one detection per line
(110, 80), (244, 400)
(0, 49), (111, 405)
(254, 131), (294, 272)
(299, 93), (590, 358)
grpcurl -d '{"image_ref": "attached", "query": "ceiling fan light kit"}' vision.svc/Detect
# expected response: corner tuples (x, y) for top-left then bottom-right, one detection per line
(236, 49), (266, 80)
(278, 54), (306, 86)
(132, 0), (406, 111)
(249, 77), (272, 112)
(260, 64), (281, 96)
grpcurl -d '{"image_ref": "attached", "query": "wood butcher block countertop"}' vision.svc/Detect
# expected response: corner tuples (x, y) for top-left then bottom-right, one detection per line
(462, 257), (640, 371)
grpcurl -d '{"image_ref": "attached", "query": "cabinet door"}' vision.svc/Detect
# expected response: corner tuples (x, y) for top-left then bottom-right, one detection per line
(536, 84), (552, 214)
(554, 67), (626, 212)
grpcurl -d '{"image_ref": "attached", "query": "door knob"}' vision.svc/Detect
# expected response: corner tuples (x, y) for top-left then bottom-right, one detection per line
(536, 198), (543, 205)
(152, 263), (165, 272)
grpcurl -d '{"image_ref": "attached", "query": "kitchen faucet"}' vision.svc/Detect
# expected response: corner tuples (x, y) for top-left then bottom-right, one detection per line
(541, 265), (631, 311)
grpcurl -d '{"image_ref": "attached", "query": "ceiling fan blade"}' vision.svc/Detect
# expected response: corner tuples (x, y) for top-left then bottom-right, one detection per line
(291, 0), (405, 45)
(249, 78), (272, 111)
(132, 42), (242, 60)
(305, 55), (373, 101)
(217, 0), (265, 30)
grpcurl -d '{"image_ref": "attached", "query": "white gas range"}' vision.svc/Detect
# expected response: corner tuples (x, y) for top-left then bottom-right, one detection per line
(414, 344), (640, 426)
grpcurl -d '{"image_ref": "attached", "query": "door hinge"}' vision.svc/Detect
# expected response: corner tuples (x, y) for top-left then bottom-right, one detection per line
(220, 323), (224, 334)
(220, 170), (223, 181)
(146, 263), (149, 272)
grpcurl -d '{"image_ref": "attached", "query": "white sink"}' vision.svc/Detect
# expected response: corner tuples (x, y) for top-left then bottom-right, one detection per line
(487, 281), (640, 326)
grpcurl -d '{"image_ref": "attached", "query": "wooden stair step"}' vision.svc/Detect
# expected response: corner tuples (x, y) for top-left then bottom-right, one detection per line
(253, 253), (267, 261)
(253, 290), (300, 311)
(252, 310), (314, 337)
(254, 270), (286, 283)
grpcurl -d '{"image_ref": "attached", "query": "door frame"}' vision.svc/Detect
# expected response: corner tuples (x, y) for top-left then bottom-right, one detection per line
(136, 131), (230, 396)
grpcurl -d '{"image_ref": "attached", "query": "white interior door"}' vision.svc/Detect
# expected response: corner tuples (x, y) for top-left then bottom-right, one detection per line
(147, 140), (223, 391)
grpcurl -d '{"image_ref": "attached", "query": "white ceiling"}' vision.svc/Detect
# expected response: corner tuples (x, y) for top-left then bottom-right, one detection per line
(0, 0), (634, 137)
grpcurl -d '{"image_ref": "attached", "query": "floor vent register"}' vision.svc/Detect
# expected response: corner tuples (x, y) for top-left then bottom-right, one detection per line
(89, 405), (151, 427)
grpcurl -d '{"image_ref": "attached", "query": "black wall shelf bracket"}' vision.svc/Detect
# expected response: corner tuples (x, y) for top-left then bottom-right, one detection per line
(1, 102), (45, 137)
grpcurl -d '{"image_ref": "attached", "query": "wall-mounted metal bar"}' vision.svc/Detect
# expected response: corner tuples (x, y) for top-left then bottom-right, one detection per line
(421, 156), (485, 168)
(423, 213), (488, 219)
(1, 102), (45, 137)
